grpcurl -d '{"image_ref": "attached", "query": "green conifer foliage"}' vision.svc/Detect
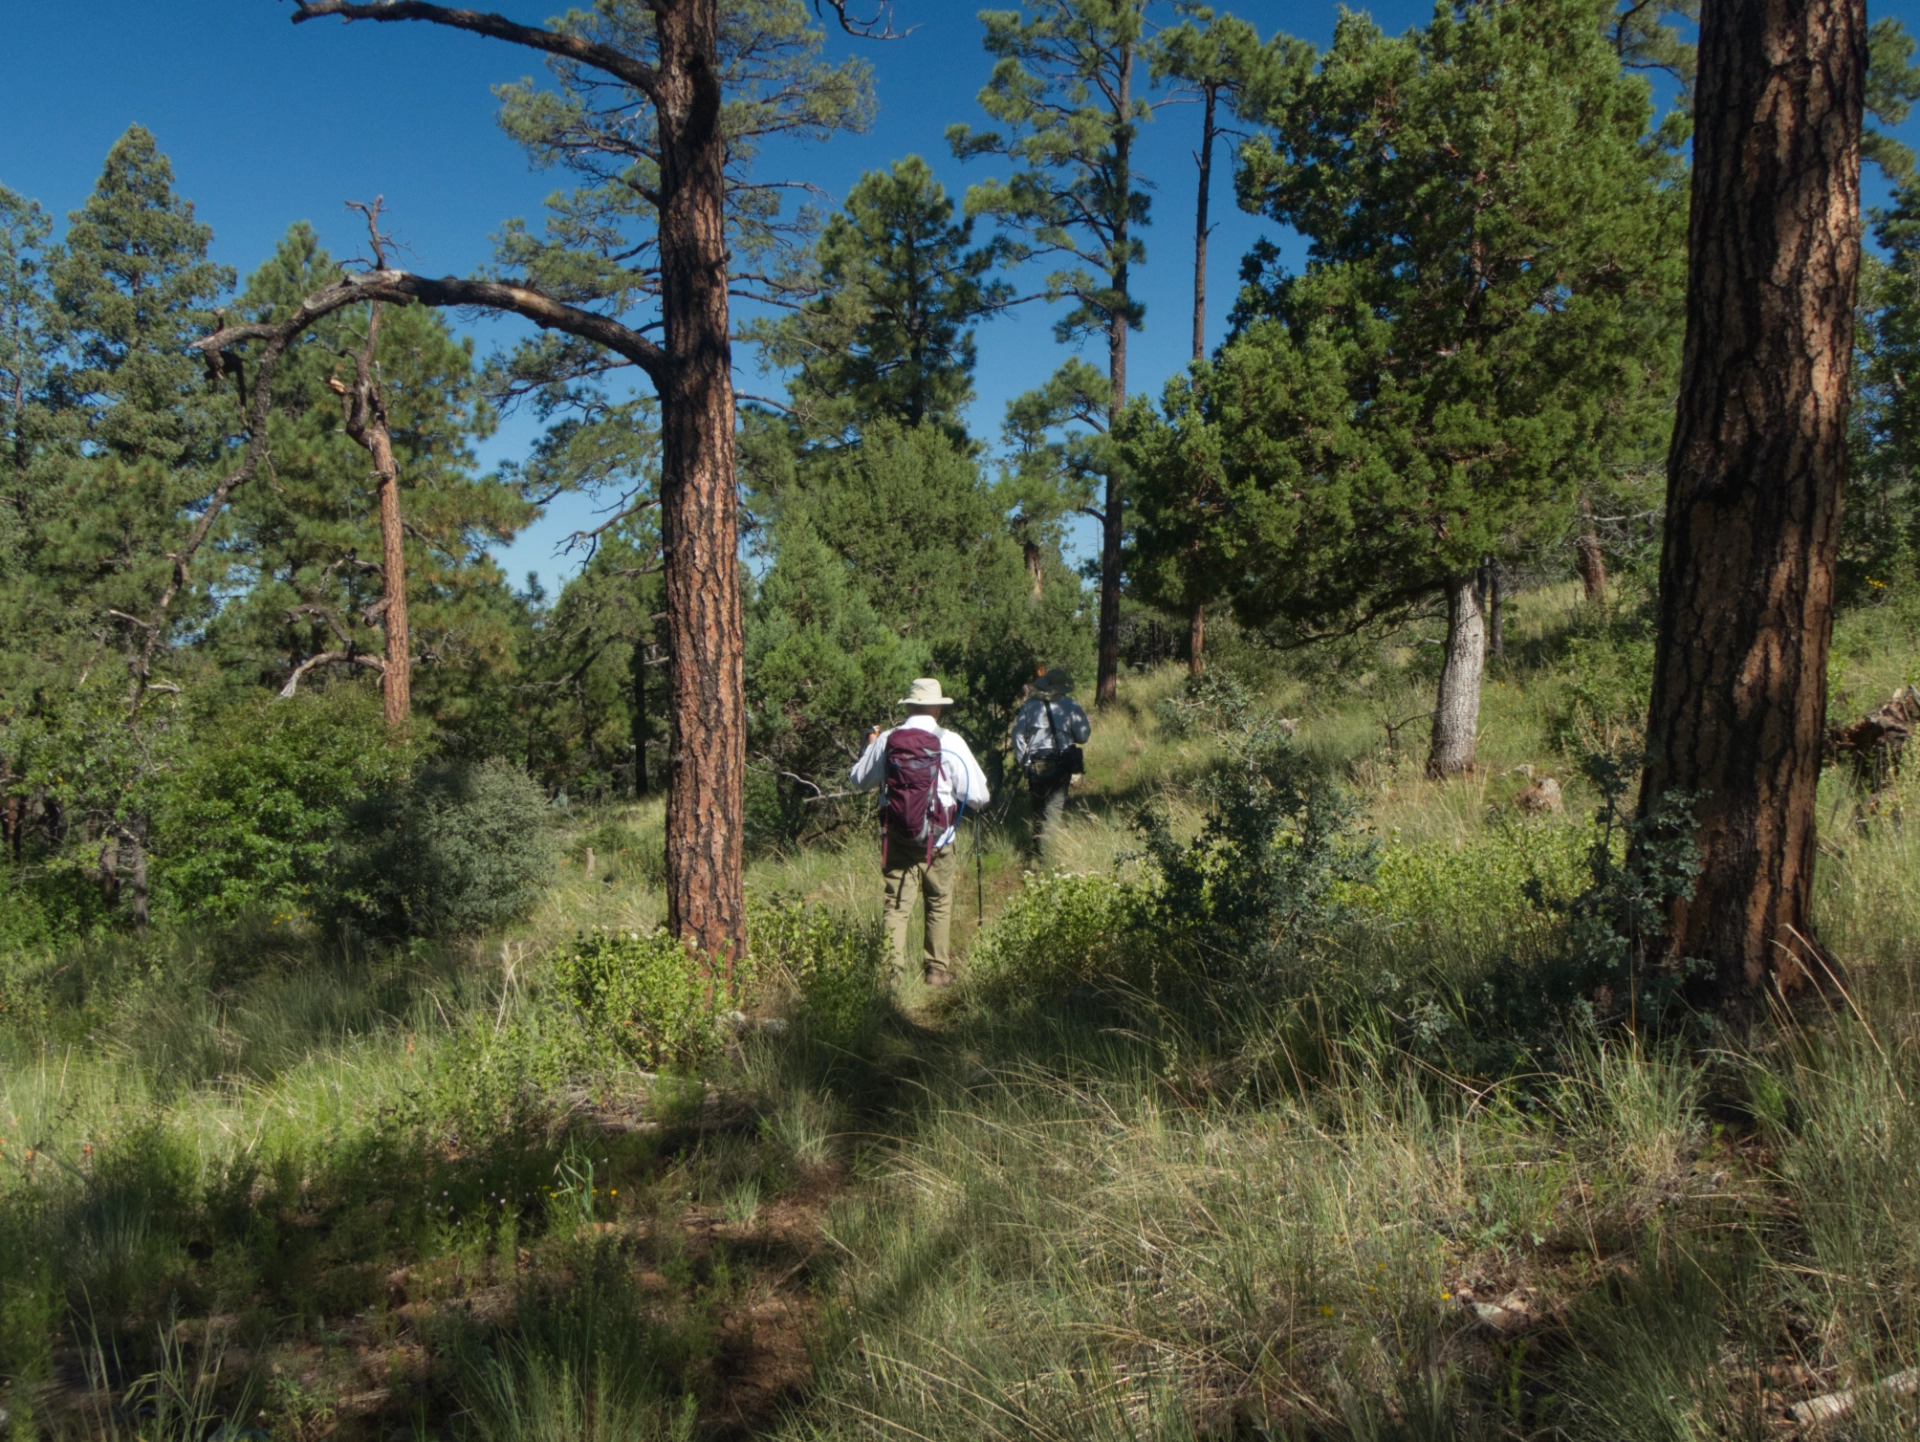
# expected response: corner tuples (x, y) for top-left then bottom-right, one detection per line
(210, 225), (530, 738)
(752, 156), (1009, 440)
(950, 0), (1157, 705)
(1129, 0), (1686, 773)
(0, 186), (58, 574)
(746, 422), (1088, 837)
(49, 125), (232, 470)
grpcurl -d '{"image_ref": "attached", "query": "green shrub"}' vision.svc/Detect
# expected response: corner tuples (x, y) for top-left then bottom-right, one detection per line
(1152, 669), (1254, 739)
(1361, 816), (1591, 965)
(966, 871), (1145, 1003)
(1133, 734), (1375, 987)
(1547, 611), (1656, 758)
(152, 689), (413, 921)
(330, 757), (558, 938)
(751, 901), (887, 1045)
(551, 928), (753, 1069)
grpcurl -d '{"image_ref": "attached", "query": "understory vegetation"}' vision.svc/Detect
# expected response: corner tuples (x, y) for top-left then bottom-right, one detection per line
(4, 586), (1920, 1439)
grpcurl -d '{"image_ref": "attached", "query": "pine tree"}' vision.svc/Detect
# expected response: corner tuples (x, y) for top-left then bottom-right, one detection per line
(750, 156), (1009, 441)
(1634, 0), (1865, 1011)
(292, 0), (878, 956)
(0, 187), (57, 574)
(949, 0), (1157, 707)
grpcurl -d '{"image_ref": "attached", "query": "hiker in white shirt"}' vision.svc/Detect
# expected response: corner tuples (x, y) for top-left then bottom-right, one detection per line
(848, 677), (989, 988)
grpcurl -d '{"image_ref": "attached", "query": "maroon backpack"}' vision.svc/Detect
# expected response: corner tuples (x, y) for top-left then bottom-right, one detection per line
(881, 727), (955, 864)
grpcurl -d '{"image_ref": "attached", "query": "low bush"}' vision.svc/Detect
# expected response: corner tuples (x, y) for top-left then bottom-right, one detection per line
(331, 757), (558, 938)
(152, 689), (412, 922)
(551, 928), (754, 1070)
(1133, 734), (1375, 987)
(751, 901), (888, 1046)
(1546, 607), (1656, 758)
(1151, 668), (1255, 739)
(964, 870), (1144, 1004)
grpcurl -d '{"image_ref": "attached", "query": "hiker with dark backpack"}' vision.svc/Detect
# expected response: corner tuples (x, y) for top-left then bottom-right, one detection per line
(848, 678), (990, 988)
(1011, 668), (1091, 856)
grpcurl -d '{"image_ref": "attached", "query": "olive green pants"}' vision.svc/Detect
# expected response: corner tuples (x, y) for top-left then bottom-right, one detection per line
(1029, 775), (1070, 856)
(882, 837), (957, 978)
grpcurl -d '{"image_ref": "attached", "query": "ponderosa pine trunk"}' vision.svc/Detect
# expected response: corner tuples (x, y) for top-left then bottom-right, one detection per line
(1635, 0), (1863, 1010)
(1427, 573), (1486, 779)
(1094, 41), (1135, 710)
(654, 0), (745, 959)
(1188, 602), (1205, 678)
(291, 0), (749, 962)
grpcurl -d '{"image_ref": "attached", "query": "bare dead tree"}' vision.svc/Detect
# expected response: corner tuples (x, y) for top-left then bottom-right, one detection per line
(315, 198), (415, 726)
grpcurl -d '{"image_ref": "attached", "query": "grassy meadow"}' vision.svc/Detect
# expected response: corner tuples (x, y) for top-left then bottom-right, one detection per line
(5, 585), (1920, 1439)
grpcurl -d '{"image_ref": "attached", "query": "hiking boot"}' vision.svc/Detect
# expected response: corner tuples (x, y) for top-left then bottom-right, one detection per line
(923, 965), (956, 989)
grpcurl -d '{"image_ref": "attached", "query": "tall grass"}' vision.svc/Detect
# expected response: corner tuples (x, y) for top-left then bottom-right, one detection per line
(5, 596), (1920, 1437)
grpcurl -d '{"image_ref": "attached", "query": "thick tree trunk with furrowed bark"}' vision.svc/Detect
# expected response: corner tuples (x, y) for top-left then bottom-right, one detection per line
(1635, 0), (1864, 1014)
(1427, 573), (1486, 779)
(288, 0), (748, 962)
(654, 0), (745, 960)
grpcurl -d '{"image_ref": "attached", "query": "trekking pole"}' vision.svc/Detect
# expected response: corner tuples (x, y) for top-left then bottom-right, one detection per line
(975, 812), (985, 920)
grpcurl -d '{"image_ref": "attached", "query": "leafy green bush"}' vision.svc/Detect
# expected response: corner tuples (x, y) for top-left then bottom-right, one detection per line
(1547, 611), (1656, 758)
(1133, 735), (1375, 987)
(153, 689), (412, 921)
(551, 928), (754, 1069)
(751, 901), (888, 1045)
(331, 758), (558, 938)
(966, 871), (1145, 1004)
(1152, 669), (1255, 739)
(1361, 817), (1591, 966)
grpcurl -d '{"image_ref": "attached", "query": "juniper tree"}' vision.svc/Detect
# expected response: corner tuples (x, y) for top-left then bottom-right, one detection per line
(1130, 0), (1686, 776)
(949, 0), (1158, 707)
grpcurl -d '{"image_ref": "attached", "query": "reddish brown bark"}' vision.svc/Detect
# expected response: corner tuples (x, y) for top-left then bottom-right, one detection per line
(653, 0), (745, 956)
(331, 297), (411, 726)
(291, 0), (748, 961)
(1635, 0), (1864, 1011)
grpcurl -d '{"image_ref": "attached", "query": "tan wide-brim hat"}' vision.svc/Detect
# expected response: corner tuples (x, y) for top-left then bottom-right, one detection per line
(897, 677), (956, 707)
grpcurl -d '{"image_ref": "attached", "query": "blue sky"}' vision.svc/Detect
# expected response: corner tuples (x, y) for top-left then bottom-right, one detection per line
(4, 1), (1918, 591)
